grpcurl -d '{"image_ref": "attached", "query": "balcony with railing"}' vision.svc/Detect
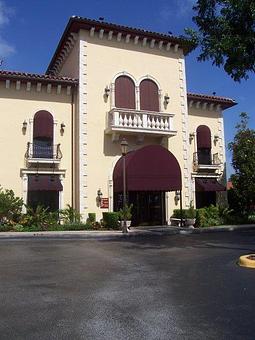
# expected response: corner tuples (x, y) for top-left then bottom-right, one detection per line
(193, 151), (221, 172)
(105, 108), (177, 138)
(25, 142), (62, 164)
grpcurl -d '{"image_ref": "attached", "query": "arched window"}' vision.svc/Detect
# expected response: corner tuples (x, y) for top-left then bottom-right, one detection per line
(139, 79), (159, 112)
(196, 125), (212, 165)
(115, 76), (136, 109)
(33, 110), (54, 158)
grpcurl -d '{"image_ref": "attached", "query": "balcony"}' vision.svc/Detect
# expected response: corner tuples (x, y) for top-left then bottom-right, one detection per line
(193, 151), (221, 172)
(105, 108), (177, 138)
(25, 142), (62, 164)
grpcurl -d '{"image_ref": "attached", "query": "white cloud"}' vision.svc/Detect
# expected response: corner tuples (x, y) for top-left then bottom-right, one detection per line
(0, 1), (15, 58)
(159, 0), (196, 22)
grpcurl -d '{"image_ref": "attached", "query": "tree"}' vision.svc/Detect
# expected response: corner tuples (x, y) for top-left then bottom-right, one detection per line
(0, 187), (23, 224)
(186, 0), (255, 81)
(228, 112), (255, 215)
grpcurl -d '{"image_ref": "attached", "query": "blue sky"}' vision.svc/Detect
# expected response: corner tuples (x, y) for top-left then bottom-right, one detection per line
(1, 0), (254, 178)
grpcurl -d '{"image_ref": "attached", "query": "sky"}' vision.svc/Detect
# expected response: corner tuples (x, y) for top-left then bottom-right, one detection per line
(1, 0), (254, 178)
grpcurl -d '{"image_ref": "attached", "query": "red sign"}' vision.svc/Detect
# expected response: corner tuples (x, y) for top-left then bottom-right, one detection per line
(100, 198), (109, 209)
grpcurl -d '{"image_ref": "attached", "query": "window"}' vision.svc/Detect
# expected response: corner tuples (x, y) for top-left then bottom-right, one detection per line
(196, 125), (212, 165)
(33, 110), (54, 158)
(139, 79), (159, 112)
(115, 76), (136, 109)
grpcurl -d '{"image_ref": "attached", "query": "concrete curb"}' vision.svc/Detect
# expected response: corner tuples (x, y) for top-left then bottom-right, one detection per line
(0, 224), (254, 240)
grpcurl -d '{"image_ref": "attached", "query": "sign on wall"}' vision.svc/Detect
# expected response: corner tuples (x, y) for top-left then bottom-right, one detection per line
(100, 198), (109, 209)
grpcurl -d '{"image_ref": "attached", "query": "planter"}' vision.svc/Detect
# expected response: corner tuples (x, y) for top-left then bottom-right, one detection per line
(185, 218), (196, 228)
(120, 220), (131, 228)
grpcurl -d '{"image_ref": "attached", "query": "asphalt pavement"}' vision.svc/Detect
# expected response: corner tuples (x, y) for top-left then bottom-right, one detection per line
(0, 230), (255, 339)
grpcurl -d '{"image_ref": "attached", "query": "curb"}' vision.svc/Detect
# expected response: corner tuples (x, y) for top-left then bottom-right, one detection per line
(0, 224), (254, 240)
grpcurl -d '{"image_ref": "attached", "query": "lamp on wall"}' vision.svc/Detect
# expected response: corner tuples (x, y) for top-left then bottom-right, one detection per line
(22, 120), (27, 134)
(96, 188), (103, 207)
(60, 122), (65, 134)
(104, 85), (110, 98)
(164, 93), (170, 105)
(189, 132), (195, 143)
(174, 190), (180, 205)
(214, 134), (219, 144)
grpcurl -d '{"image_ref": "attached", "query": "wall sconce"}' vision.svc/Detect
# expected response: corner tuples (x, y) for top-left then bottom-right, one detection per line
(189, 132), (195, 143)
(214, 134), (219, 144)
(104, 85), (110, 98)
(60, 122), (65, 134)
(174, 190), (180, 205)
(164, 93), (170, 105)
(22, 120), (27, 134)
(96, 188), (103, 207)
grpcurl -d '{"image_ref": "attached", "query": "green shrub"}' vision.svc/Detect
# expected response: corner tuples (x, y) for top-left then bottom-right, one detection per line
(102, 212), (120, 229)
(21, 206), (58, 230)
(13, 224), (25, 232)
(196, 205), (221, 227)
(0, 224), (12, 232)
(87, 213), (96, 223)
(172, 209), (197, 219)
(59, 204), (81, 224)
(0, 187), (23, 225)
(118, 204), (133, 220)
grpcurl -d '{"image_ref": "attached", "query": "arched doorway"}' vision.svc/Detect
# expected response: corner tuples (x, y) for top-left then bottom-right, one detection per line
(113, 145), (182, 226)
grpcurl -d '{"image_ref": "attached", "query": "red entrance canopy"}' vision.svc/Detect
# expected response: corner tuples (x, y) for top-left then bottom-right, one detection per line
(195, 178), (226, 192)
(113, 145), (182, 192)
(28, 175), (63, 191)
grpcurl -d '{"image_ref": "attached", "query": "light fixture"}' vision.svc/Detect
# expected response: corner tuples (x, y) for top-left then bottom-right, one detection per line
(175, 190), (180, 202)
(104, 85), (110, 98)
(97, 188), (103, 207)
(22, 120), (27, 132)
(214, 134), (219, 143)
(189, 132), (195, 142)
(60, 122), (65, 134)
(164, 93), (170, 105)
(120, 139), (128, 156)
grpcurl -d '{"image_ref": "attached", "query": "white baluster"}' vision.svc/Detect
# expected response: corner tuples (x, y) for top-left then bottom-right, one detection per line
(147, 116), (151, 128)
(138, 115), (143, 127)
(143, 113), (148, 128)
(123, 114), (128, 127)
(133, 115), (138, 127)
(119, 113), (124, 126)
(155, 117), (160, 129)
(152, 116), (156, 129)
(169, 116), (172, 130)
(128, 115), (133, 127)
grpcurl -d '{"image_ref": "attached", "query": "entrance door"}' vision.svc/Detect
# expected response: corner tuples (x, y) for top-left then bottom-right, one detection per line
(129, 191), (165, 226)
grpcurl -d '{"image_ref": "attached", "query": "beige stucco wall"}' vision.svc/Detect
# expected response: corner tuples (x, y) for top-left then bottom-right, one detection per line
(75, 29), (190, 221)
(0, 81), (73, 209)
(58, 39), (80, 79)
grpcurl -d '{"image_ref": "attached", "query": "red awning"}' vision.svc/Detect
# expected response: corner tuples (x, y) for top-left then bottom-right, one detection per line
(28, 175), (63, 191)
(195, 178), (226, 192)
(113, 145), (182, 192)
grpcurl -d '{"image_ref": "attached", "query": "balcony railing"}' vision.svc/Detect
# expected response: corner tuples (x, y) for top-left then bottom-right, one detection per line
(106, 108), (176, 137)
(193, 151), (221, 171)
(25, 143), (62, 163)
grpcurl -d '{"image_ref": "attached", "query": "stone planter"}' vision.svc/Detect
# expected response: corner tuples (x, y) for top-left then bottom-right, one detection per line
(185, 218), (196, 228)
(120, 220), (131, 228)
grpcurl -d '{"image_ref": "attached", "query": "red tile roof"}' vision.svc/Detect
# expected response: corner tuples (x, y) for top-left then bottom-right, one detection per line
(187, 92), (237, 109)
(46, 16), (196, 74)
(0, 70), (78, 85)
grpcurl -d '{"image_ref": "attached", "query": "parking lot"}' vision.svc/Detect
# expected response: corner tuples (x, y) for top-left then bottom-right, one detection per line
(0, 230), (255, 339)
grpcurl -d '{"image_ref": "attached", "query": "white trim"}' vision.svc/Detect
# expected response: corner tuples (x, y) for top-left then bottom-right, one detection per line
(137, 75), (161, 89)
(111, 71), (138, 86)
(21, 173), (28, 213)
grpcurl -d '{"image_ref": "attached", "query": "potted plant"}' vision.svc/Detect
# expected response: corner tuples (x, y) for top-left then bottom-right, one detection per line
(185, 205), (196, 228)
(118, 204), (133, 229)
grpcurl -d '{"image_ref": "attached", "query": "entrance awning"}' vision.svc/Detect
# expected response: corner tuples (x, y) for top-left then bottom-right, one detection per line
(113, 145), (182, 192)
(195, 178), (226, 192)
(28, 175), (63, 191)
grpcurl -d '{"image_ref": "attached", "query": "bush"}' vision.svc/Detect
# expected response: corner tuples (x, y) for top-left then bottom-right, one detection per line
(172, 209), (197, 219)
(21, 206), (58, 230)
(0, 187), (23, 225)
(59, 204), (81, 224)
(102, 212), (120, 229)
(196, 205), (221, 227)
(87, 213), (96, 223)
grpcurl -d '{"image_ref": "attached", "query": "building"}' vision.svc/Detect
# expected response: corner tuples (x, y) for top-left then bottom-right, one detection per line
(0, 16), (236, 225)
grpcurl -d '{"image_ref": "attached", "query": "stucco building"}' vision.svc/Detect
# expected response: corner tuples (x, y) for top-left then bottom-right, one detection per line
(0, 16), (236, 225)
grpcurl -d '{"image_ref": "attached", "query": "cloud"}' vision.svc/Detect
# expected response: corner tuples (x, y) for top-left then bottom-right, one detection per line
(159, 0), (196, 22)
(0, 1), (15, 58)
